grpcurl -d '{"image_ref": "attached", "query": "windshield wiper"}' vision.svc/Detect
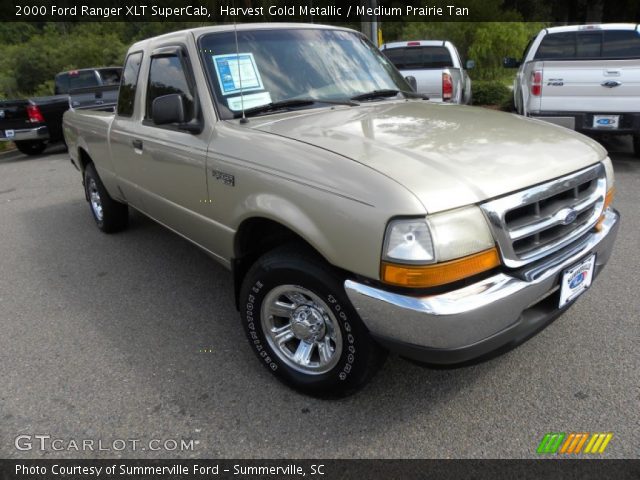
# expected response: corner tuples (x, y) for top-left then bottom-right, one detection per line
(240, 98), (358, 118)
(350, 89), (429, 101)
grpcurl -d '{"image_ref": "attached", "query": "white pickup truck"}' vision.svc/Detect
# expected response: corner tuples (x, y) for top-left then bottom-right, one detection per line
(506, 24), (640, 157)
(380, 40), (473, 104)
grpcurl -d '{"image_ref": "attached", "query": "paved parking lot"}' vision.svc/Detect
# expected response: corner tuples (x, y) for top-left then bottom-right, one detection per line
(0, 137), (638, 459)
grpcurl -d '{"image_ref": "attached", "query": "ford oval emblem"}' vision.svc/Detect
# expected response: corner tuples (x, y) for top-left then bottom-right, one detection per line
(558, 208), (578, 225)
(569, 271), (587, 289)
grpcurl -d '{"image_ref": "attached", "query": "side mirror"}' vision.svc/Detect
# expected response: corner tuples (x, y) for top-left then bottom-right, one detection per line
(503, 57), (520, 69)
(152, 93), (185, 125)
(466, 59), (476, 70)
(405, 75), (417, 92)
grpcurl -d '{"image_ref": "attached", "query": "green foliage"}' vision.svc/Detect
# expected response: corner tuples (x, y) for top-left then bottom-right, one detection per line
(467, 22), (547, 80)
(472, 80), (511, 106)
(0, 23), (128, 97)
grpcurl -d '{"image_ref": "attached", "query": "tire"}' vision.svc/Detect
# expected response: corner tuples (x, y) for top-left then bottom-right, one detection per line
(633, 134), (640, 158)
(239, 246), (387, 398)
(83, 163), (128, 233)
(15, 140), (46, 156)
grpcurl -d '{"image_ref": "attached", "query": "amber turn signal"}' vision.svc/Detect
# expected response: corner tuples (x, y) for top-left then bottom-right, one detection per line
(595, 188), (615, 232)
(381, 247), (501, 288)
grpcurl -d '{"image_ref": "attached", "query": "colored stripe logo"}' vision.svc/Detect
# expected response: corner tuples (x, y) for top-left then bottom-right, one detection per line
(537, 433), (612, 454)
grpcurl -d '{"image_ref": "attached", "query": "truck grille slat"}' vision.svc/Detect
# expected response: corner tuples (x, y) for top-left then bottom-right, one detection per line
(481, 164), (606, 268)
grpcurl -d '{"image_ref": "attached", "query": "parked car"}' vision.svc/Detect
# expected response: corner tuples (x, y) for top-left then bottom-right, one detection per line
(64, 24), (618, 397)
(0, 67), (121, 155)
(380, 40), (473, 104)
(505, 24), (640, 157)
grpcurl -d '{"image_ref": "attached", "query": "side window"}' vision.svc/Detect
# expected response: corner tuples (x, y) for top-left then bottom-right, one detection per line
(146, 54), (194, 123)
(534, 32), (576, 59)
(117, 52), (143, 117)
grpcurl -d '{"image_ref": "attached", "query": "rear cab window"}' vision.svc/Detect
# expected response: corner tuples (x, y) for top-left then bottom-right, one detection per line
(117, 52), (143, 117)
(535, 29), (640, 60)
(68, 70), (100, 90)
(55, 70), (99, 94)
(383, 46), (453, 69)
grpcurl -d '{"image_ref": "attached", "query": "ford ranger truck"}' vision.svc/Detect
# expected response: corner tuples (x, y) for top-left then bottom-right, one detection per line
(505, 23), (640, 157)
(63, 24), (619, 397)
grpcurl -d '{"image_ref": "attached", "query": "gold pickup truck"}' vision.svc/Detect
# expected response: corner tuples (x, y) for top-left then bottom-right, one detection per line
(63, 24), (619, 397)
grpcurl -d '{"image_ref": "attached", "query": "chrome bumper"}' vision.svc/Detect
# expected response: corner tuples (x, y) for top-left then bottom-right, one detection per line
(0, 126), (48, 142)
(345, 209), (620, 364)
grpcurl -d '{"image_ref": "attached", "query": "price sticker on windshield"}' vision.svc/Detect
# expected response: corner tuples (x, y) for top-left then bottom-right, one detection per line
(213, 53), (264, 95)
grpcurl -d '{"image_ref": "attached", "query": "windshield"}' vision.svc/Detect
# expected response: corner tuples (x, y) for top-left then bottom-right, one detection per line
(198, 27), (409, 119)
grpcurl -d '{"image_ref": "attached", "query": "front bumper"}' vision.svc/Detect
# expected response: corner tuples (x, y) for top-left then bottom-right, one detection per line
(0, 126), (49, 142)
(345, 208), (620, 365)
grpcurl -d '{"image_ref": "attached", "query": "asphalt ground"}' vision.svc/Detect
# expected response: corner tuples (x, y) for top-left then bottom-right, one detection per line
(0, 137), (638, 459)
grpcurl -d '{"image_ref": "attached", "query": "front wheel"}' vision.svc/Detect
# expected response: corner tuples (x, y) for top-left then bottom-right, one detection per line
(633, 134), (640, 158)
(15, 140), (46, 156)
(239, 246), (387, 398)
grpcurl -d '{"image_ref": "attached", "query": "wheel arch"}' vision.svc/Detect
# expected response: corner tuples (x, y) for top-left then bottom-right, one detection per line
(232, 216), (345, 310)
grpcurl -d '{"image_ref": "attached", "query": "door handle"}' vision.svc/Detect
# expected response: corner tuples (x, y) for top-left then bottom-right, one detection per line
(132, 139), (143, 150)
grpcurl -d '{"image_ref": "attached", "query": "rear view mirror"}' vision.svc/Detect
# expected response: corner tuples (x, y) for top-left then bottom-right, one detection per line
(152, 94), (185, 125)
(503, 57), (520, 69)
(466, 59), (476, 70)
(405, 76), (417, 92)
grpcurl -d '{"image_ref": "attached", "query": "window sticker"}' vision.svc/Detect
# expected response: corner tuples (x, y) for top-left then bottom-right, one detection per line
(213, 53), (264, 95)
(227, 92), (272, 112)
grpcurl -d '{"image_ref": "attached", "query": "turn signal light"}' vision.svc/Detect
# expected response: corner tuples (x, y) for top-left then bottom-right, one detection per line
(381, 247), (500, 288)
(595, 188), (615, 231)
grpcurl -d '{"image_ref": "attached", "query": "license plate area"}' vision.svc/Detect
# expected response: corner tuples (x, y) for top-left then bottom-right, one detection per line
(592, 115), (619, 129)
(559, 254), (596, 308)
(4, 129), (14, 138)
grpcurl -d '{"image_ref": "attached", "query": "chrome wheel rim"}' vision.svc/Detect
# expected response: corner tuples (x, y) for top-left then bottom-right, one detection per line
(261, 285), (343, 375)
(87, 178), (103, 221)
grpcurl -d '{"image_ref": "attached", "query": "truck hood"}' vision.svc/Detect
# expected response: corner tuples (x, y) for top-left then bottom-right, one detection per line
(250, 101), (606, 213)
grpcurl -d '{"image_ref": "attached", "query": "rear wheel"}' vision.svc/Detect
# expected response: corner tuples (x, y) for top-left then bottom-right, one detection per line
(239, 246), (387, 398)
(15, 140), (46, 156)
(633, 134), (640, 158)
(83, 163), (128, 233)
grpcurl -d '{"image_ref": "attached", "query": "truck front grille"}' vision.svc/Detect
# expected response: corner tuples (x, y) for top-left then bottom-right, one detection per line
(481, 164), (606, 268)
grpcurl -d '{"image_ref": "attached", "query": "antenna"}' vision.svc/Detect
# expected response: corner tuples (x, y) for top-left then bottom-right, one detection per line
(233, 10), (248, 124)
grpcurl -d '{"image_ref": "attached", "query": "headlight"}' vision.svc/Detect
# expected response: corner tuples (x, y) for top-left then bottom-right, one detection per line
(427, 206), (496, 261)
(381, 206), (499, 288)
